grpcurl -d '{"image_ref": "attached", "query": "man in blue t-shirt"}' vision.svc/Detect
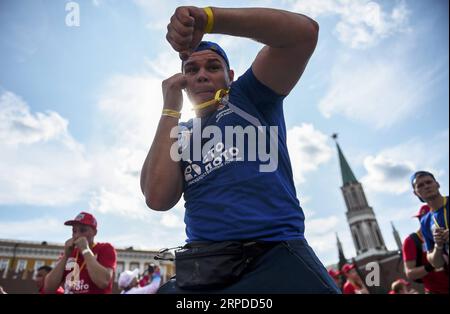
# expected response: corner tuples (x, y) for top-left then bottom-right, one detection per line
(411, 171), (449, 271)
(141, 5), (340, 293)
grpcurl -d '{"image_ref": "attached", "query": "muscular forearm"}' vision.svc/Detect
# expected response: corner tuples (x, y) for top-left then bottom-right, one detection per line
(44, 256), (68, 293)
(84, 254), (113, 289)
(141, 117), (183, 210)
(212, 7), (318, 48)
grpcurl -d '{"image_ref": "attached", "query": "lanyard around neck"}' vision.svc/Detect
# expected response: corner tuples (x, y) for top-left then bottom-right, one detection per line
(432, 196), (448, 229)
(191, 89), (229, 111)
(74, 243), (97, 274)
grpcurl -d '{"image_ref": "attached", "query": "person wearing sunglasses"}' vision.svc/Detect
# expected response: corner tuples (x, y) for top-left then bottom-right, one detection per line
(44, 211), (117, 294)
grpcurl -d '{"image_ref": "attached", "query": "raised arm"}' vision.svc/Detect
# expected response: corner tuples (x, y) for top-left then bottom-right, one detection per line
(167, 6), (319, 95)
(140, 74), (185, 211)
(213, 8), (319, 95)
(426, 228), (448, 268)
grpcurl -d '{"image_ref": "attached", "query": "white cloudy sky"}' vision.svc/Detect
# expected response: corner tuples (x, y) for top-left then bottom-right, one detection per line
(0, 0), (448, 266)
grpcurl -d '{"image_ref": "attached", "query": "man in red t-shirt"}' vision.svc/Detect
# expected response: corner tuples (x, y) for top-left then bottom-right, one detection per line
(341, 263), (369, 294)
(44, 211), (117, 294)
(402, 205), (449, 294)
(35, 265), (64, 294)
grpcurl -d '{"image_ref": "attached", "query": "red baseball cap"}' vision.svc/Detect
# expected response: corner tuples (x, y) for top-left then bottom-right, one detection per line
(341, 263), (355, 274)
(64, 212), (97, 230)
(413, 205), (430, 219)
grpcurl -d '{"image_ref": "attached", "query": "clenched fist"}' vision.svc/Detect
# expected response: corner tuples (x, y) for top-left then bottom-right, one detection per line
(74, 237), (89, 251)
(162, 73), (188, 111)
(166, 6), (208, 60)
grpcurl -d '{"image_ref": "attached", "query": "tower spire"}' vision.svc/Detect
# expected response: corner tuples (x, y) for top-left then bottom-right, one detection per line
(333, 133), (388, 258)
(391, 222), (403, 252)
(332, 134), (358, 186)
(336, 233), (347, 270)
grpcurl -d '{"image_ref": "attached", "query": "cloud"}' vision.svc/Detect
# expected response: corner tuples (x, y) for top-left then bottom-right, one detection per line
(0, 91), (69, 146)
(287, 123), (333, 186)
(377, 205), (419, 225)
(290, 0), (410, 48)
(133, 0), (180, 32)
(362, 155), (415, 194)
(361, 130), (449, 194)
(160, 211), (184, 228)
(318, 53), (442, 129)
(0, 90), (91, 206)
(0, 217), (67, 240)
(306, 215), (340, 237)
(303, 213), (356, 265)
(88, 58), (188, 220)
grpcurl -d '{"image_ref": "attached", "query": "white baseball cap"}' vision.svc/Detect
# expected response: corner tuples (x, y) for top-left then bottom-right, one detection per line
(118, 269), (139, 289)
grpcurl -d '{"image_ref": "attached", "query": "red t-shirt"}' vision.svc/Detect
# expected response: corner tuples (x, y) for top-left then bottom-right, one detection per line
(402, 234), (449, 294)
(63, 242), (117, 294)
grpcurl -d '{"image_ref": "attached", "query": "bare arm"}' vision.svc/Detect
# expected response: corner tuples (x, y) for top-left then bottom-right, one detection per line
(72, 237), (114, 290)
(44, 256), (68, 293)
(427, 229), (448, 268)
(82, 252), (114, 289)
(140, 74), (185, 211)
(140, 117), (183, 211)
(212, 7), (319, 95)
(427, 247), (446, 269)
(44, 238), (73, 293)
(404, 260), (429, 281)
(167, 6), (318, 96)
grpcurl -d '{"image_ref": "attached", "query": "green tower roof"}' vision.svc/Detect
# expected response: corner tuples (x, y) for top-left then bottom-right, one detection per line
(335, 141), (358, 186)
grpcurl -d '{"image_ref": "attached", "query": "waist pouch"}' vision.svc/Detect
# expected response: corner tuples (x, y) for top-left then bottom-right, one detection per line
(175, 241), (277, 290)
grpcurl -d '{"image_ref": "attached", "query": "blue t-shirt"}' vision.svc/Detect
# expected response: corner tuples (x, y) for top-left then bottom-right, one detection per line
(178, 67), (305, 242)
(420, 196), (449, 252)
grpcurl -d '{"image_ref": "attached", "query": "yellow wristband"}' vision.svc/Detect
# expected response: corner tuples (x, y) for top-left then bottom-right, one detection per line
(162, 109), (181, 119)
(203, 7), (214, 33)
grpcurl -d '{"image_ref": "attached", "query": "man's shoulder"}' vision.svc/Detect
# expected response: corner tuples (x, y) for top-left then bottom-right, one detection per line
(230, 67), (262, 93)
(402, 234), (420, 259)
(230, 67), (286, 108)
(403, 234), (415, 246)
